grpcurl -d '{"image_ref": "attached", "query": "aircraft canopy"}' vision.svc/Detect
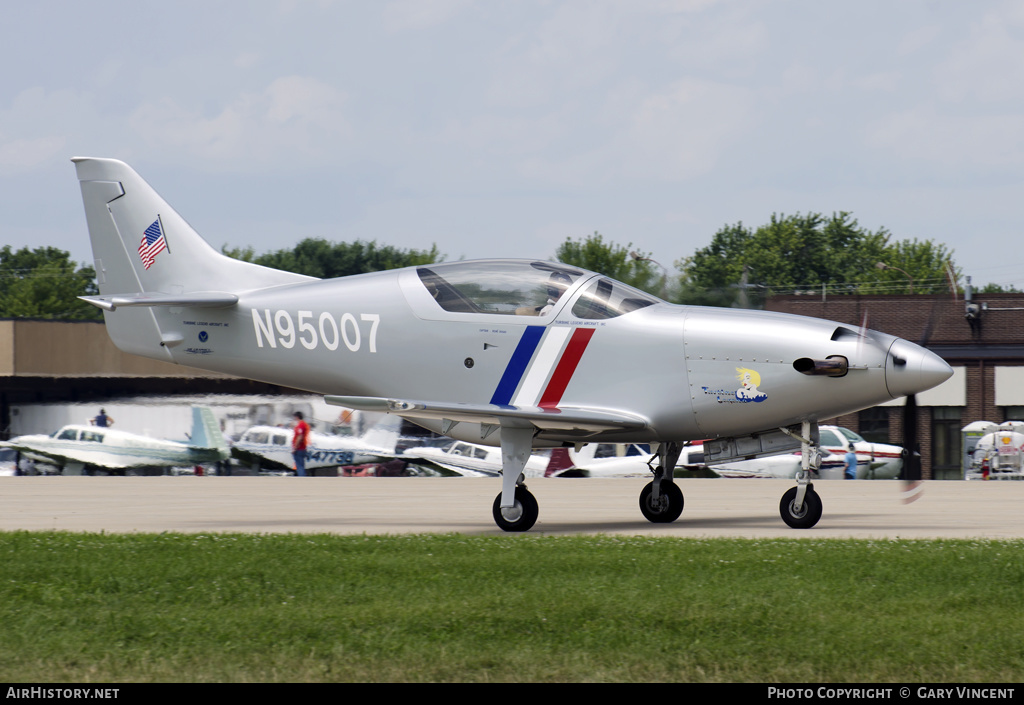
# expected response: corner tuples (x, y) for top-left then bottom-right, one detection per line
(416, 260), (657, 319)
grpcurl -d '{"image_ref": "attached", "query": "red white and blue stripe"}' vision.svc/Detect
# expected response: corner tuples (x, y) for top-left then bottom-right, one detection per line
(490, 326), (596, 409)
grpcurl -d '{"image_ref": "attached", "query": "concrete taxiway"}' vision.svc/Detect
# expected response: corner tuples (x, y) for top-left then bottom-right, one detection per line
(2, 477), (1023, 538)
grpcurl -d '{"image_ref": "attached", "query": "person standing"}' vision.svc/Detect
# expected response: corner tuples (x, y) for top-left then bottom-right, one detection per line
(844, 443), (857, 480)
(91, 409), (113, 427)
(292, 412), (310, 477)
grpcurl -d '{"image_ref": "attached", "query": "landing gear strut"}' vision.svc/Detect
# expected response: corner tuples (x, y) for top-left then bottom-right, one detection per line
(779, 421), (824, 529)
(639, 441), (684, 524)
(493, 424), (540, 532)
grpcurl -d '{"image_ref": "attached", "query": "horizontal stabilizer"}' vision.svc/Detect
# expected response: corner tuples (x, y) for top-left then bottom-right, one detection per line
(325, 395), (648, 435)
(80, 292), (239, 312)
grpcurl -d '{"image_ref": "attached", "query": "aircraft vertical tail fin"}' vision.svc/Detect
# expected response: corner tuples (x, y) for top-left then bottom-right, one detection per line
(360, 414), (403, 454)
(188, 406), (228, 453)
(544, 448), (575, 477)
(72, 157), (313, 360)
(72, 158), (312, 297)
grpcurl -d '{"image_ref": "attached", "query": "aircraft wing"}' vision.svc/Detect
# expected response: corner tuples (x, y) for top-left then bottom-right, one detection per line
(5, 440), (139, 470)
(398, 449), (499, 478)
(325, 395), (649, 437)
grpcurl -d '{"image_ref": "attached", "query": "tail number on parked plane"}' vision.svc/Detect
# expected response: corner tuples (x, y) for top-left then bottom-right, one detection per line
(252, 309), (380, 352)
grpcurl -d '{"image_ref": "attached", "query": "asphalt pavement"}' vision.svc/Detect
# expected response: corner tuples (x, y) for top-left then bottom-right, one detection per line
(2, 477), (1022, 538)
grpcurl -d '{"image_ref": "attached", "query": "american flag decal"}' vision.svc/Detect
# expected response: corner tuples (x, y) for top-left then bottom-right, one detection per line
(138, 219), (167, 270)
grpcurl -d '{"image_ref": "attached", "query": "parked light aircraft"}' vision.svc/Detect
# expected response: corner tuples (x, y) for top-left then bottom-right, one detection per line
(2, 406), (228, 474)
(712, 426), (903, 479)
(72, 158), (952, 530)
(232, 415), (402, 473)
(556, 442), (745, 478)
(401, 440), (554, 478)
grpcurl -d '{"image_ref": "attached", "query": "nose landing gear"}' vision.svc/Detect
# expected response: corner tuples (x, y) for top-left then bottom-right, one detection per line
(779, 421), (824, 529)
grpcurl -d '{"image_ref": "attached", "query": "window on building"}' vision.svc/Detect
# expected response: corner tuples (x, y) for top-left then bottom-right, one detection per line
(1003, 406), (1024, 422)
(932, 407), (963, 480)
(857, 407), (890, 445)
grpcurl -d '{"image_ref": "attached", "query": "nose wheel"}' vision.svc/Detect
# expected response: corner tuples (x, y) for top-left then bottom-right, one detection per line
(780, 484), (822, 528)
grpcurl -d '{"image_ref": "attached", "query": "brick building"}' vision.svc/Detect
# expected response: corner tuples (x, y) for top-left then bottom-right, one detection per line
(0, 319), (301, 438)
(766, 292), (1024, 479)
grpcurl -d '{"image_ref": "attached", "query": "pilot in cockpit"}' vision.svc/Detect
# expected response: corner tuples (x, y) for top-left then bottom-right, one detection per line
(516, 271), (571, 316)
(537, 271), (572, 315)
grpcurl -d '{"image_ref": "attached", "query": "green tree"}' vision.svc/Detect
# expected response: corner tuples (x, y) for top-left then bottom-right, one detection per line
(677, 212), (957, 307)
(223, 238), (443, 278)
(554, 232), (668, 298)
(0, 246), (100, 320)
(976, 282), (1022, 294)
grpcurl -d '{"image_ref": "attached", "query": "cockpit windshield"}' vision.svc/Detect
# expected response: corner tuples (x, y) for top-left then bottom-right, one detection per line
(571, 277), (658, 320)
(837, 428), (866, 443)
(415, 260), (661, 319)
(417, 261), (584, 316)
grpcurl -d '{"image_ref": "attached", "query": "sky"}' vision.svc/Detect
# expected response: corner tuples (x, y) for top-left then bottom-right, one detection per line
(2, 0), (1023, 290)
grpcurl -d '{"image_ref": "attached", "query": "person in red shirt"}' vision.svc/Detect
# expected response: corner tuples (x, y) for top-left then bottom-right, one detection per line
(292, 411), (311, 477)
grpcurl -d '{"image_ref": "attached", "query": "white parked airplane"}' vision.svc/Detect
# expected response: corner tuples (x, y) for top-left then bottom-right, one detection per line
(232, 415), (402, 473)
(401, 440), (554, 478)
(2, 406), (228, 474)
(714, 426), (903, 479)
(559, 427), (902, 479)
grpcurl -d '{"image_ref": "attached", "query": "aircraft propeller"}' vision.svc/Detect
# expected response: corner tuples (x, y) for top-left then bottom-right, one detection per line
(898, 287), (953, 503)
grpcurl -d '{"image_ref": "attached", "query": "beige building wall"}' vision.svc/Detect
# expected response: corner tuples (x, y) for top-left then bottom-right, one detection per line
(0, 321), (14, 376)
(0, 320), (228, 378)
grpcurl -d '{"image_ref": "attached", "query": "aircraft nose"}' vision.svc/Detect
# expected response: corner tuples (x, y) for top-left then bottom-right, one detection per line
(884, 338), (953, 398)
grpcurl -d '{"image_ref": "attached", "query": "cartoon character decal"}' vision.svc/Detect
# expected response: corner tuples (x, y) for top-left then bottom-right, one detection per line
(735, 367), (768, 402)
(700, 367), (769, 404)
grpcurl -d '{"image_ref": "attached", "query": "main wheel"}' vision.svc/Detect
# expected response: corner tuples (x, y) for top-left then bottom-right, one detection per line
(492, 486), (539, 532)
(639, 481), (684, 523)
(779, 485), (823, 529)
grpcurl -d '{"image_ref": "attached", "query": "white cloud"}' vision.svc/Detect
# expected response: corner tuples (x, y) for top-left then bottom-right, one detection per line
(128, 76), (351, 169)
(508, 77), (754, 188)
(897, 23), (941, 57)
(937, 4), (1024, 104)
(854, 71), (902, 94)
(0, 87), (91, 174)
(864, 108), (1024, 172)
(620, 78), (755, 180)
(233, 52), (260, 69)
(0, 136), (66, 174)
(382, 0), (473, 32)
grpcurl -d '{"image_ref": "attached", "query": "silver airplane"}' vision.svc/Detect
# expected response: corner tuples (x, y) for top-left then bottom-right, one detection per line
(71, 157), (952, 531)
(2, 406), (228, 474)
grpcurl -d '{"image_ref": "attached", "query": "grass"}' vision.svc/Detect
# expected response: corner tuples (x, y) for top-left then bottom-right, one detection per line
(0, 533), (1022, 682)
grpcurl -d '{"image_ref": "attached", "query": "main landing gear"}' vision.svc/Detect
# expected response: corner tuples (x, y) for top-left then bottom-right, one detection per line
(639, 441), (685, 524)
(493, 425), (540, 532)
(492, 485), (539, 532)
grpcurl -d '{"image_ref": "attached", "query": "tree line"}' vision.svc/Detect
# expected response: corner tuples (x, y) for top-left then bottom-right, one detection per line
(0, 211), (1001, 320)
